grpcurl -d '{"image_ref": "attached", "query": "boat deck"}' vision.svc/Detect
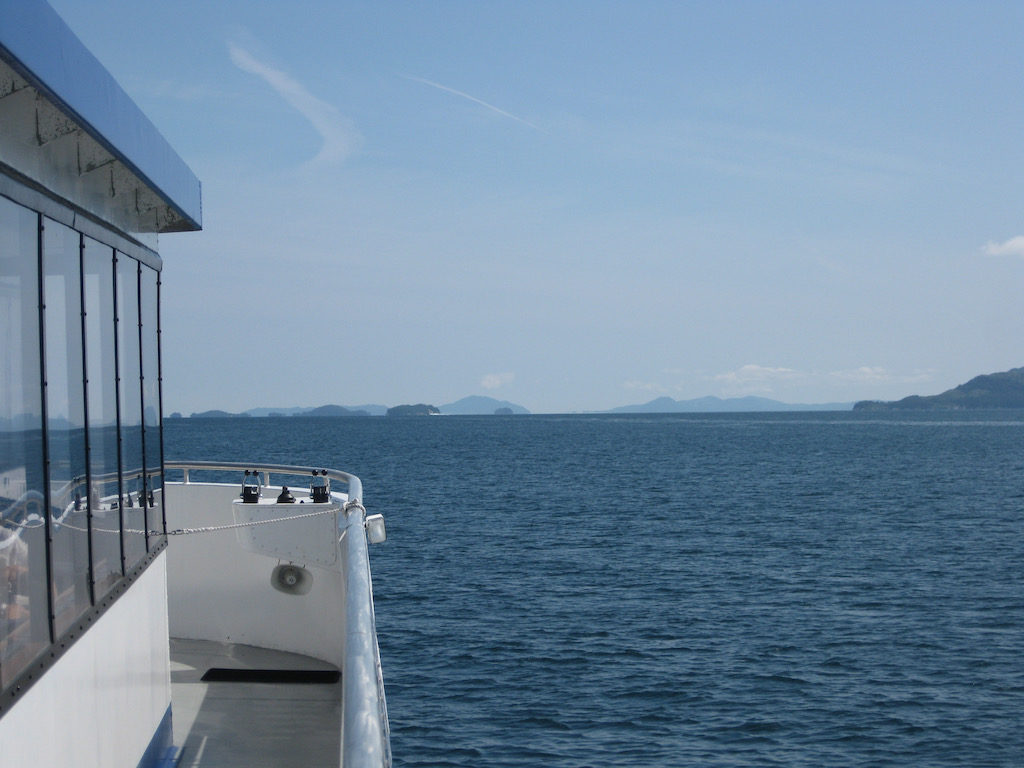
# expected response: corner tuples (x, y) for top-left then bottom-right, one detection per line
(170, 638), (342, 767)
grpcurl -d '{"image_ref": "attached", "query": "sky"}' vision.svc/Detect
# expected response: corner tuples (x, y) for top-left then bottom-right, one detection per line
(49, 0), (1024, 414)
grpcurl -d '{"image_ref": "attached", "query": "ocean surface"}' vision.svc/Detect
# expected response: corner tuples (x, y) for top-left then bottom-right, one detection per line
(164, 412), (1024, 767)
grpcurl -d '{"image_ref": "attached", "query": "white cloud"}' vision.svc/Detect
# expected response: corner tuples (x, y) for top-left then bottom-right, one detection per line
(711, 365), (803, 396)
(228, 42), (361, 166)
(828, 367), (933, 386)
(404, 75), (540, 131)
(716, 364), (934, 390)
(715, 364), (802, 385)
(828, 366), (891, 383)
(982, 236), (1024, 258)
(481, 372), (514, 390)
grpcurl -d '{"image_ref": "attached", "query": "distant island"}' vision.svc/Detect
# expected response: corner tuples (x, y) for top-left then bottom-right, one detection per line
(171, 395), (530, 419)
(303, 404), (370, 417)
(440, 396), (529, 415)
(386, 404), (440, 417)
(609, 395), (854, 414)
(187, 404), (371, 419)
(188, 409), (251, 419)
(854, 367), (1024, 410)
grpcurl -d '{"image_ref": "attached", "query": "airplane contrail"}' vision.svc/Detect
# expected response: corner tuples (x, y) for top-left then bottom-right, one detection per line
(404, 75), (540, 131)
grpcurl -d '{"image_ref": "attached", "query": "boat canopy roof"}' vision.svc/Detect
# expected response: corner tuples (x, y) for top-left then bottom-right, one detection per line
(0, 0), (201, 234)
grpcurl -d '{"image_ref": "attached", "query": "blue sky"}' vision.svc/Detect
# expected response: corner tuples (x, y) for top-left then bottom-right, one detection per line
(51, 1), (1024, 413)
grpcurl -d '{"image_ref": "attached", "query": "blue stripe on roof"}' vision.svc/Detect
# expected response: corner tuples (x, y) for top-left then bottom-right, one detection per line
(0, 0), (202, 230)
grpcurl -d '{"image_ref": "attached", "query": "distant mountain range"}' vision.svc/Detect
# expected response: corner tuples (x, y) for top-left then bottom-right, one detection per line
(174, 395), (531, 419)
(854, 367), (1024, 410)
(241, 404), (386, 417)
(170, 369), (1024, 419)
(609, 395), (853, 413)
(175, 404), (385, 419)
(173, 394), (849, 420)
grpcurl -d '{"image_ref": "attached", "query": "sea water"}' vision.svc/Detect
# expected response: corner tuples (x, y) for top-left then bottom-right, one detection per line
(164, 412), (1024, 767)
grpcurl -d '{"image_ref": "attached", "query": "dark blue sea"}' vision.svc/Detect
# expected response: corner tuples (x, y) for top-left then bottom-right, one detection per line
(164, 412), (1024, 767)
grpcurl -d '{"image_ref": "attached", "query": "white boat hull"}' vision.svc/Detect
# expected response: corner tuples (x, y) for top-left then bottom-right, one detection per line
(0, 553), (173, 767)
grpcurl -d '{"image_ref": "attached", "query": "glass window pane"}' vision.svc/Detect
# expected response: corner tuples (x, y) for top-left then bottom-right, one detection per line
(116, 254), (145, 569)
(140, 266), (163, 546)
(43, 219), (91, 636)
(0, 198), (49, 687)
(84, 239), (121, 595)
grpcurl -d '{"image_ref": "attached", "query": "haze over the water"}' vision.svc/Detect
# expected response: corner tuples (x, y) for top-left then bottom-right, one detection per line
(51, 1), (1024, 414)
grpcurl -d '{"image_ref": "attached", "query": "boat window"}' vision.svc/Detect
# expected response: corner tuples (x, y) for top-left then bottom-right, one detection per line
(84, 238), (123, 595)
(116, 255), (147, 569)
(1, 189), (168, 701)
(0, 198), (50, 688)
(42, 219), (92, 636)
(140, 265), (164, 548)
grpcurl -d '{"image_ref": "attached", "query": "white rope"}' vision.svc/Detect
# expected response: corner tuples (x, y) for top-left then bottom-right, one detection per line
(163, 499), (366, 536)
(164, 504), (340, 536)
(1, 518), (45, 530)
(5, 500), (368, 537)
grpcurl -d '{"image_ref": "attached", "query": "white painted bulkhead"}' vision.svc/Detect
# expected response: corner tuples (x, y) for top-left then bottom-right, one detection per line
(164, 481), (347, 669)
(0, 553), (172, 767)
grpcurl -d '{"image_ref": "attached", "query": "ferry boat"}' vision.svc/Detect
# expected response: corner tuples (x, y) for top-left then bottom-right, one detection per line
(0, 2), (390, 765)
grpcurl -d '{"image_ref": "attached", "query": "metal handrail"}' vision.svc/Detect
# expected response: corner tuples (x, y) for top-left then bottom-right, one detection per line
(162, 460), (389, 768)
(343, 500), (392, 768)
(163, 460), (362, 500)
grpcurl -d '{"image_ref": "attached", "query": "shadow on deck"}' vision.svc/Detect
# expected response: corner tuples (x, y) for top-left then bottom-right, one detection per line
(170, 638), (341, 767)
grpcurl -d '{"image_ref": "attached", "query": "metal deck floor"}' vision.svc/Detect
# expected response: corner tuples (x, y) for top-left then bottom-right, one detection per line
(170, 638), (341, 767)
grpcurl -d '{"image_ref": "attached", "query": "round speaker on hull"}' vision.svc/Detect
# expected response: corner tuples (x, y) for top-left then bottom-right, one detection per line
(271, 563), (313, 595)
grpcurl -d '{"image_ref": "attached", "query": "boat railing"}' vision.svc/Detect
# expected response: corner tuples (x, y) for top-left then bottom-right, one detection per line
(163, 460), (391, 768)
(164, 460), (361, 498)
(341, 490), (392, 768)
